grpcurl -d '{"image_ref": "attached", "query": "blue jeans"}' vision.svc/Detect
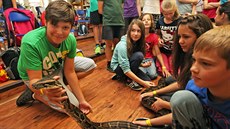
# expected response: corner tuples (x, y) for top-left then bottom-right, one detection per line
(114, 52), (151, 81)
(139, 58), (158, 80)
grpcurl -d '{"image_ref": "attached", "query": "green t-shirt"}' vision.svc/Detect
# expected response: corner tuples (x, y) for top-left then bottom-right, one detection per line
(98, 0), (125, 26)
(18, 27), (77, 80)
(90, 0), (98, 12)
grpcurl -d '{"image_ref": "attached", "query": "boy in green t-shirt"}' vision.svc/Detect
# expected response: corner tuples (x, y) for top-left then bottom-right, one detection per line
(16, 0), (92, 114)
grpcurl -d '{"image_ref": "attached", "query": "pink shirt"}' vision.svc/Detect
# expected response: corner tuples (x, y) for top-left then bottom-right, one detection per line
(145, 33), (159, 58)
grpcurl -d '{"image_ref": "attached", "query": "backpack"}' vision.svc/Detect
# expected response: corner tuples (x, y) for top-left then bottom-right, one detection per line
(0, 47), (20, 80)
(77, 24), (88, 36)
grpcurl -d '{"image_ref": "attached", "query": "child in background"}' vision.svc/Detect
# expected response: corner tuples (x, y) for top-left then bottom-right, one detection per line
(111, 19), (155, 91)
(89, 0), (105, 55)
(139, 13), (171, 79)
(214, 1), (230, 26)
(156, 0), (181, 75)
(203, 0), (220, 22)
(142, 0), (163, 29)
(170, 25), (230, 129)
(123, 0), (141, 33)
(98, 0), (125, 72)
(133, 14), (213, 127)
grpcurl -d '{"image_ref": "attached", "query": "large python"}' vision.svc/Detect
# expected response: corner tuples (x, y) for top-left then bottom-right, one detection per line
(32, 68), (165, 129)
(141, 78), (171, 117)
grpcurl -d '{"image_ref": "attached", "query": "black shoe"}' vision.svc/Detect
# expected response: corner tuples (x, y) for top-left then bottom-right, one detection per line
(112, 74), (118, 80)
(126, 80), (143, 91)
(16, 87), (34, 106)
(107, 65), (114, 73)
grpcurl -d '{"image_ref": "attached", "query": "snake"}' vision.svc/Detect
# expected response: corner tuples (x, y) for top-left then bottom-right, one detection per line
(31, 67), (163, 129)
(141, 78), (171, 117)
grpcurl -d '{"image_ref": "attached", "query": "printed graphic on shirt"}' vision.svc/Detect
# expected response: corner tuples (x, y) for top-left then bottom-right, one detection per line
(160, 26), (177, 51)
(42, 50), (69, 76)
(204, 105), (230, 129)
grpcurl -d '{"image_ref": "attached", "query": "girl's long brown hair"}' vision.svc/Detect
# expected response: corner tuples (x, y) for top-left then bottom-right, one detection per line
(126, 19), (146, 58)
(172, 14), (213, 88)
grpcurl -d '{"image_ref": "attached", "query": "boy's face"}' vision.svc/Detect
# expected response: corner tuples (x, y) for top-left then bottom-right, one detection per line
(190, 50), (230, 89)
(130, 24), (142, 42)
(46, 21), (72, 46)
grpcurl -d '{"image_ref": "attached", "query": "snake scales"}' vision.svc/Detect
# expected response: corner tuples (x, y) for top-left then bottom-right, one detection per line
(141, 78), (171, 117)
(32, 68), (156, 129)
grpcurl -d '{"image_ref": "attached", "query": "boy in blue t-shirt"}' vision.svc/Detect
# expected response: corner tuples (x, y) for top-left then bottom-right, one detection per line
(170, 25), (230, 129)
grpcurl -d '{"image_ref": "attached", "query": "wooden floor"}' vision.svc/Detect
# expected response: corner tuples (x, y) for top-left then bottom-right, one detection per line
(0, 58), (159, 129)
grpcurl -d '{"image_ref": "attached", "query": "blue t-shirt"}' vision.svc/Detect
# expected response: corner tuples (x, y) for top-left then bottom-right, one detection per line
(186, 80), (230, 129)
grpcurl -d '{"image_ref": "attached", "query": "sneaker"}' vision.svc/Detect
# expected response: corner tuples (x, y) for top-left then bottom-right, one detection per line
(100, 43), (106, 49)
(107, 64), (114, 73)
(112, 74), (118, 80)
(16, 87), (35, 106)
(95, 45), (101, 55)
(126, 80), (143, 91)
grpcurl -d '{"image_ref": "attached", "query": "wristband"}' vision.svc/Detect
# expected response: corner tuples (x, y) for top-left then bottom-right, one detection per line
(145, 119), (152, 126)
(152, 90), (157, 96)
(162, 66), (166, 70)
(40, 89), (44, 95)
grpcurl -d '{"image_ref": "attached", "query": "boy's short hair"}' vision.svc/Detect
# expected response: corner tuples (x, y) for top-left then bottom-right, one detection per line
(194, 25), (230, 69)
(45, 0), (75, 26)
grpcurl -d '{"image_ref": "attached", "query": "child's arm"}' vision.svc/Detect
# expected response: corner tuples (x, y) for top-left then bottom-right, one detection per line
(178, 0), (198, 4)
(203, 0), (220, 9)
(136, 0), (142, 17)
(133, 113), (172, 126)
(12, 0), (17, 8)
(98, 0), (104, 14)
(191, 3), (197, 15)
(140, 82), (179, 99)
(64, 57), (92, 114)
(153, 45), (171, 77)
(125, 71), (155, 88)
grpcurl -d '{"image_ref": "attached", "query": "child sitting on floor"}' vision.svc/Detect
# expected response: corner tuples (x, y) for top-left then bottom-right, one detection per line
(170, 25), (230, 129)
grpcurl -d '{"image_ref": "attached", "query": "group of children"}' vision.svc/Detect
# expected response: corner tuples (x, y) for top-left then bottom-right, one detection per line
(110, 0), (230, 128)
(15, 0), (230, 128)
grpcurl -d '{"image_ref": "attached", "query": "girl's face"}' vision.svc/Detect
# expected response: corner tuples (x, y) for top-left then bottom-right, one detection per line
(130, 24), (142, 42)
(46, 21), (72, 47)
(142, 14), (152, 29)
(191, 50), (230, 89)
(162, 9), (175, 20)
(178, 25), (197, 52)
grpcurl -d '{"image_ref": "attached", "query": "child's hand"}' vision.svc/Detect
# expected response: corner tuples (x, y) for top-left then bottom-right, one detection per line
(79, 101), (92, 114)
(141, 61), (151, 68)
(143, 81), (156, 88)
(151, 97), (168, 112)
(158, 38), (164, 47)
(132, 119), (148, 126)
(162, 68), (171, 77)
(140, 92), (154, 101)
(44, 87), (68, 109)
